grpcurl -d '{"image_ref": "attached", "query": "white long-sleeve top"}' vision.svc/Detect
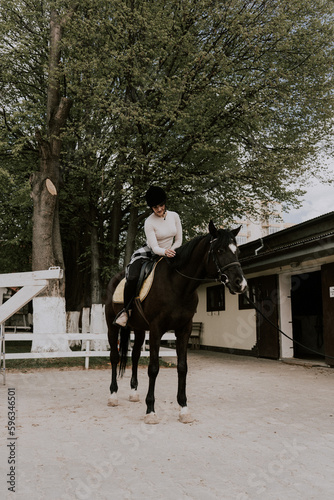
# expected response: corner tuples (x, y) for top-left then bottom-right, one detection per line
(144, 211), (182, 256)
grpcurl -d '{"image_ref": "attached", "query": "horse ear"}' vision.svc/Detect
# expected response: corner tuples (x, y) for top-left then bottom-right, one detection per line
(231, 225), (241, 237)
(209, 220), (218, 238)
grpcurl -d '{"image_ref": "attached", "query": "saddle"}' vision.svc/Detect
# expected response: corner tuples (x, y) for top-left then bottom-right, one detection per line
(112, 258), (162, 304)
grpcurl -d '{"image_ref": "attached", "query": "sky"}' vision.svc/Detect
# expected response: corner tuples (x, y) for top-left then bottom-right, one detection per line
(283, 158), (334, 224)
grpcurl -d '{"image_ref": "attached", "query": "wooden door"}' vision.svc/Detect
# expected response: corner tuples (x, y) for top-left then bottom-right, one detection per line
(321, 263), (334, 367)
(252, 274), (280, 359)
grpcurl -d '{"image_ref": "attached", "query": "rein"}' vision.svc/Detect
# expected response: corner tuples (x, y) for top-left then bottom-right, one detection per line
(175, 268), (218, 282)
(244, 293), (334, 362)
(173, 238), (242, 284)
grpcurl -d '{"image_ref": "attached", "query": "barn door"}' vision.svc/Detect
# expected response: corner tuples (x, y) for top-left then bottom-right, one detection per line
(291, 271), (324, 359)
(321, 263), (334, 367)
(253, 274), (279, 359)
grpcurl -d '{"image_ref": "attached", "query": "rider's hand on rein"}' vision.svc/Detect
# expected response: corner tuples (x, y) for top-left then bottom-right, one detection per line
(165, 249), (176, 258)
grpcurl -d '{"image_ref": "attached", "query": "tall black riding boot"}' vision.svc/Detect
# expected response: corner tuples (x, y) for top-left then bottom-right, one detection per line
(114, 277), (138, 327)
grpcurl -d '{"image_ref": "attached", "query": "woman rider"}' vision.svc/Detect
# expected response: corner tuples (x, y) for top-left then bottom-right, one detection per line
(114, 186), (182, 327)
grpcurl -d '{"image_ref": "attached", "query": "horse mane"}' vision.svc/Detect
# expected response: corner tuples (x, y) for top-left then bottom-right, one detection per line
(165, 233), (207, 270)
(169, 228), (234, 270)
(168, 235), (207, 270)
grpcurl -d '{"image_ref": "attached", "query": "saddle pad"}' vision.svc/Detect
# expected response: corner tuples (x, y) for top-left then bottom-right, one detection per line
(113, 259), (161, 304)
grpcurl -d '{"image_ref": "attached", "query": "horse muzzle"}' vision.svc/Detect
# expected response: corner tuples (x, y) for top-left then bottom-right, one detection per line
(225, 275), (248, 295)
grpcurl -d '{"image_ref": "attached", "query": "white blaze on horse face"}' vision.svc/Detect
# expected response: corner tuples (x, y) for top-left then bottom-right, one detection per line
(229, 243), (237, 254)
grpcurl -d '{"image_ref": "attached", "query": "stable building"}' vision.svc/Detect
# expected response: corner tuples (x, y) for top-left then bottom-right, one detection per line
(193, 212), (334, 366)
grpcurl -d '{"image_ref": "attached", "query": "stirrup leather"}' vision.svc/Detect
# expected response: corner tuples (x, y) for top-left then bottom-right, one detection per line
(114, 310), (128, 327)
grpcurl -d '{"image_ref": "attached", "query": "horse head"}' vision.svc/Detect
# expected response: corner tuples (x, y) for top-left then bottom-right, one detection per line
(208, 221), (247, 294)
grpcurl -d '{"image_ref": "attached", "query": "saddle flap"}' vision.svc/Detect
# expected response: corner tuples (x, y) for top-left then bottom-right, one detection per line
(112, 258), (162, 304)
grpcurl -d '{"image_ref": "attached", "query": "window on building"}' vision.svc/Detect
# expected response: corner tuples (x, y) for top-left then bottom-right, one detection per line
(206, 284), (225, 312)
(269, 226), (280, 235)
(236, 235), (247, 245)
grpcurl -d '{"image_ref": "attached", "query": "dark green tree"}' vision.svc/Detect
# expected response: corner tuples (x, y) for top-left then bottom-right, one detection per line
(63, 0), (334, 282)
(0, 156), (33, 272)
(1, 0), (334, 311)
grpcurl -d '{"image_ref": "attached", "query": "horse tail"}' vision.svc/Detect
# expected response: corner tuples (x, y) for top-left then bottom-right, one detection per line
(119, 326), (130, 376)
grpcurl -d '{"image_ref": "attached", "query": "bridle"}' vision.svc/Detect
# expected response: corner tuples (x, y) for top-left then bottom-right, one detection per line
(208, 238), (242, 285)
(174, 237), (242, 285)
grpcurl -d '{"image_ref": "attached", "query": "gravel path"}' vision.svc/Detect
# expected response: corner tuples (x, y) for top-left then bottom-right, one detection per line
(1, 351), (334, 500)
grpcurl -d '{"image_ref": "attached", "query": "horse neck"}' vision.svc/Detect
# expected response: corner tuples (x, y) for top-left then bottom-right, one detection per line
(177, 237), (210, 287)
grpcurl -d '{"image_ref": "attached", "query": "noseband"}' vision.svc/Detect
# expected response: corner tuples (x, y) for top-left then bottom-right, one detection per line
(209, 238), (242, 285)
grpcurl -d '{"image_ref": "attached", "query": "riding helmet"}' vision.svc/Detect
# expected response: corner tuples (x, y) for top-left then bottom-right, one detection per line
(145, 186), (166, 208)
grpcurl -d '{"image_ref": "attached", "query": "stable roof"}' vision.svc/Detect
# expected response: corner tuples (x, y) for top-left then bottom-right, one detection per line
(239, 211), (334, 274)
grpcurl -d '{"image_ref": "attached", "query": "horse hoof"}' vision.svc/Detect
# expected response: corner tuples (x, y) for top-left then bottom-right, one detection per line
(129, 390), (140, 402)
(144, 412), (159, 425)
(107, 394), (119, 407)
(179, 407), (194, 424)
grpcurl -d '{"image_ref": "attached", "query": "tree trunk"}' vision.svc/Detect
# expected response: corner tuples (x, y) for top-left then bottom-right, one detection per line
(64, 235), (90, 311)
(109, 179), (123, 269)
(90, 203), (108, 351)
(91, 220), (102, 304)
(124, 205), (139, 266)
(30, 141), (66, 296)
(31, 9), (73, 352)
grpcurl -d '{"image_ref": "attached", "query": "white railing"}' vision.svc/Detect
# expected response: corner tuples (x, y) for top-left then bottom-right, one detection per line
(0, 268), (177, 384)
(0, 268), (63, 324)
(2, 330), (176, 375)
(0, 268), (63, 384)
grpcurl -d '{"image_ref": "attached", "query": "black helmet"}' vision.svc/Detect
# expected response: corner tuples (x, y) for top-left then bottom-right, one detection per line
(145, 186), (166, 208)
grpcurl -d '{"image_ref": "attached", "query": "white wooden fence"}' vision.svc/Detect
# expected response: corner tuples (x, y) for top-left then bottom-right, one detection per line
(0, 268), (63, 324)
(0, 268), (176, 384)
(2, 331), (176, 369)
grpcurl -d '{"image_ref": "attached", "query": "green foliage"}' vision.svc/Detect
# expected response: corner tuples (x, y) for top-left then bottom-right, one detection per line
(0, 156), (33, 272)
(1, 0), (334, 301)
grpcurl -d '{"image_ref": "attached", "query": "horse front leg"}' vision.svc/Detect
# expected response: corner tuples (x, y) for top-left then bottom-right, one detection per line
(175, 324), (195, 423)
(108, 324), (120, 407)
(144, 331), (161, 424)
(129, 329), (145, 402)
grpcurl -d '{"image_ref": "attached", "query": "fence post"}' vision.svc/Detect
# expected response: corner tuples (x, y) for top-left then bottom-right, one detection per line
(90, 304), (108, 351)
(0, 324), (5, 385)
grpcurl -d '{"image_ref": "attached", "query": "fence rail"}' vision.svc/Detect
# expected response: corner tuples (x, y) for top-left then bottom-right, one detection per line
(0, 269), (178, 385)
(1, 331), (177, 383)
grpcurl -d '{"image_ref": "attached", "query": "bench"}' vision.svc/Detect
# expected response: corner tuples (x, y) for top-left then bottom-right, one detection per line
(189, 322), (202, 349)
(160, 324), (202, 349)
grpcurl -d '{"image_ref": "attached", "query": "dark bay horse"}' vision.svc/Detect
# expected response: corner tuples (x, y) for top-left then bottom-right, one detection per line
(105, 221), (247, 424)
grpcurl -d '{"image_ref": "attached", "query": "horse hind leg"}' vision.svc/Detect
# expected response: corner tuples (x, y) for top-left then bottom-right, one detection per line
(129, 329), (145, 402)
(108, 325), (130, 407)
(108, 324), (120, 406)
(119, 326), (130, 376)
(105, 273), (126, 407)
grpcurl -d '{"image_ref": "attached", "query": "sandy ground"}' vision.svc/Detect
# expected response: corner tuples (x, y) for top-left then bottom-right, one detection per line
(1, 351), (334, 500)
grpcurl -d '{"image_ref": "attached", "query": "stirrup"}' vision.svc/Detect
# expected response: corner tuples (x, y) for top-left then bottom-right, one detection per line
(113, 309), (129, 327)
